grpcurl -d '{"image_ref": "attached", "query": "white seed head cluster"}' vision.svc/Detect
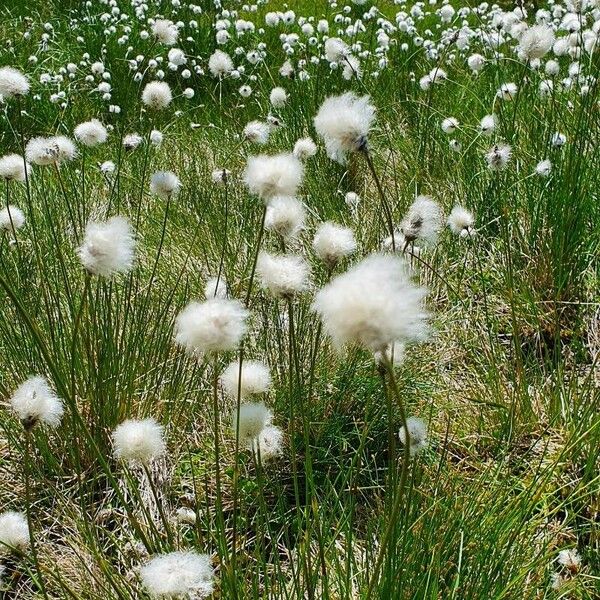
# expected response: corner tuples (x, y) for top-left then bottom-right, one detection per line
(269, 87), (287, 108)
(312, 222), (357, 268)
(112, 418), (166, 465)
(0, 511), (30, 552)
(447, 206), (475, 237)
(399, 417), (428, 456)
(314, 92), (375, 163)
(150, 171), (181, 199)
(78, 216), (135, 277)
(208, 50), (234, 77)
(140, 551), (214, 598)
(9, 375), (64, 430)
(293, 137), (317, 161)
(0, 205), (26, 232)
(517, 25), (555, 60)
(25, 136), (77, 165)
(204, 275), (227, 299)
(0, 66), (30, 98)
(312, 253), (429, 352)
(243, 153), (303, 202)
(243, 120), (271, 145)
(174, 298), (249, 356)
(142, 81), (173, 110)
(256, 251), (311, 298)
(0, 154), (30, 182)
(74, 119), (108, 147)
(485, 143), (512, 171)
(233, 401), (272, 445)
(221, 360), (271, 399)
(152, 19), (179, 46)
(401, 195), (444, 245)
(265, 196), (306, 241)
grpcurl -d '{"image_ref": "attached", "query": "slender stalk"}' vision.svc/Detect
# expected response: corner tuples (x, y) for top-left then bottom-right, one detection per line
(142, 463), (174, 546)
(70, 273), (91, 401)
(23, 431), (50, 600)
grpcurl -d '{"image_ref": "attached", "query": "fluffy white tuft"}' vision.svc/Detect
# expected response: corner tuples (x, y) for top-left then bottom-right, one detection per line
(0, 154), (30, 182)
(112, 418), (166, 465)
(74, 119), (108, 147)
(447, 206), (475, 237)
(25, 136), (77, 165)
(265, 196), (305, 241)
(233, 402), (272, 446)
(204, 276), (227, 299)
(312, 253), (428, 351)
(78, 216), (135, 277)
(399, 416), (428, 456)
(0, 205), (25, 232)
(243, 121), (271, 145)
(174, 298), (248, 355)
(485, 143), (512, 171)
(10, 376), (64, 430)
(518, 25), (555, 60)
(256, 252), (310, 298)
(254, 425), (283, 461)
(314, 92), (375, 163)
(401, 195), (443, 245)
(142, 81), (173, 110)
(312, 222), (357, 268)
(0, 511), (30, 552)
(150, 171), (181, 199)
(269, 87), (287, 108)
(140, 551), (214, 598)
(243, 153), (303, 202)
(0, 66), (30, 98)
(208, 50), (234, 77)
(293, 137), (317, 160)
(221, 360), (271, 399)
(152, 19), (179, 46)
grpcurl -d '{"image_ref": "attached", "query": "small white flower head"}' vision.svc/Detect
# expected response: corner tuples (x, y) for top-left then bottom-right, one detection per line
(204, 276), (227, 299)
(557, 548), (581, 573)
(265, 196), (305, 241)
(238, 84), (252, 98)
(399, 416), (428, 456)
(112, 418), (166, 465)
(174, 298), (249, 356)
(0, 511), (30, 552)
(0, 154), (30, 182)
(401, 195), (444, 245)
(74, 119), (108, 147)
(535, 159), (552, 177)
(467, 53), (486, 72)
(312, 222), (357, 268)
(150, 129), (163, 146)
(168, 48), (187, 67)
(293, 137), (317, 161)
(256, 252), (310, 299)
(314, 92), (375, 163)
(342, 55), (362, 80)
(345, 191), (360, 209)
(551, 132), (566, 147)
(243, 120), (270, 145)
(150, 171), (181, 199)
(140, 551), (214, 598)
(221, 360), (271, 399)
(312, 253), (429, 352)
(233, 401), (272, 446)
(123, 133), (143, 151)
(479, 114), (497, 136)
(243, 153), (304, 202)
(254, 425), (283, 460)
(78, 216), (135, 277)
(25, 136), (76, 166)
(152, 19), (179, 46)
(428, 67), (447, 84)
(324, 37), (349, 62)
(496, 82), (518, 101)
(10, 376), (64, 430)
(269, 87), (287, 108)
(0, 66), (30, 99)
(100, 161), (115, 175)
(211, 168), (231, 185)
(441, 117), (459, 134)
(208, 50), (234, 77)
(142, 81), (172, 110)
(545, 59), (560, 76)
(0, 205), (25, 232)
(447, 206), (475, 237)
(518, 24), (555, 61)
(485, 143), (512, 171)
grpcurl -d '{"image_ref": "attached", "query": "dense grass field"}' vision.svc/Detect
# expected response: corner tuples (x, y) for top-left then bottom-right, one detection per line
(0, 0), (599, 598)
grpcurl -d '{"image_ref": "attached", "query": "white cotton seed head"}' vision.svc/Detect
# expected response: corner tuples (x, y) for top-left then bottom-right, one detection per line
(324, 37), (349, 62)
(518, 24), (555, 60)
(79, 216), (135, 277)
(243, 120), (271, 145)
(233, 401), (272, 445)
(269, 87), (287, 108)
(150, 171), (181, 198)
(467, 53), (486, 72)
(0, 67), (30, 98)
(401, 195), (443, 244)
(142, 81), (172, 110)
(211, 168), (231, 185)
(112, 418), (166, 465)
(208, 50), (234, 77)
(557, 549), (581, 572)
(265, 196), (305, 240)
(152, 19), (179, 46)
(150, 129), (163, 146)
(314, 92), (375, 163)
(345, 191), (360, 209)
(479, 114), (497, 136)
(123, 133), (143, 151)
(293, 137), (317, 160)
(496, 82), (518, 100)
(174, 298), (248, 356)
(441, 117), (459, 134)
(140, 551), (214, 598)
(399, 416), (428, 456)
(10, 376), (63, 430)
(74, 119), (108, 147)
(243, 153), (303, 201)
(312, 222), (357, 268)
(253, 425), (283, 460)
(204, 276), (227, 299)
(221, 360), (271, 399)
(312, 253), (429, 352)
(0, 205), (25, 232)
(447, 206), (475, 236)
(256, 252), (310, 298)
(25, 136), (76, 165)
(485, 143), (512, 171)
(0, 154), (30, 182)
(535, 158), (552, 177)
(0, 511), (30, 552)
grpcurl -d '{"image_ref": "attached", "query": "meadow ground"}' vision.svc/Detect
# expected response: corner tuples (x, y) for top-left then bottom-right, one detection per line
(0, 0), (599, 598)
